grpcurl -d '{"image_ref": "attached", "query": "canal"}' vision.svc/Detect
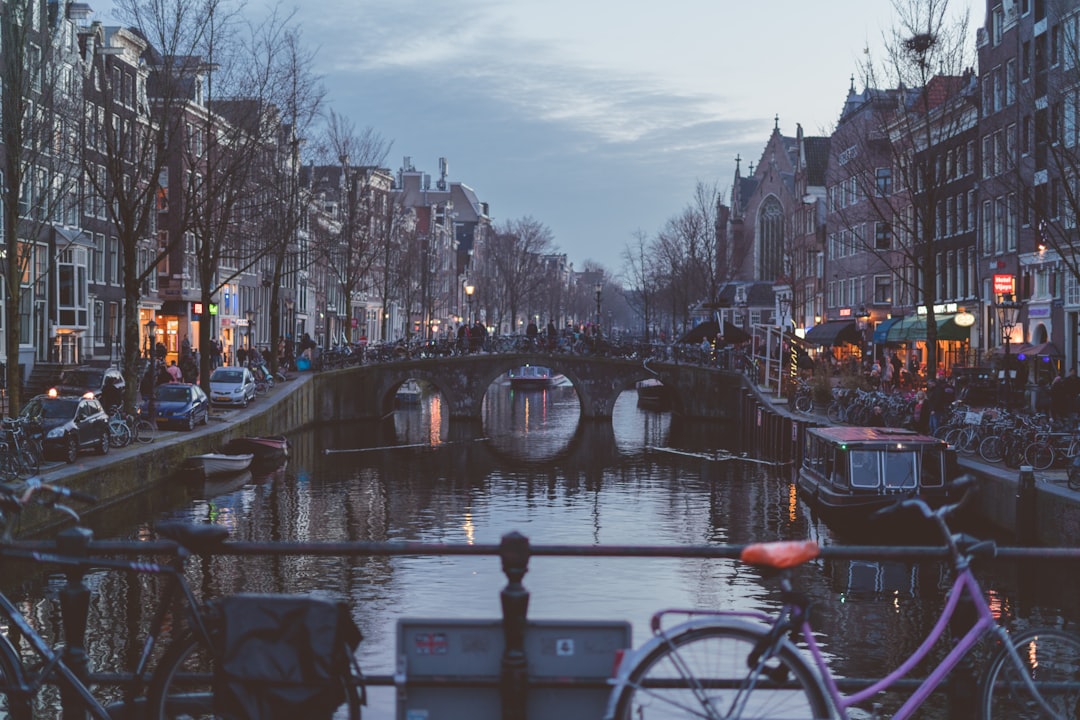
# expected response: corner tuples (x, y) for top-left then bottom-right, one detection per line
(17, 376), (1080, 717)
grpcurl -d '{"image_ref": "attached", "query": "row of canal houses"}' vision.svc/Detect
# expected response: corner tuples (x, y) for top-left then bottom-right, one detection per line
(717, 0), (1080, 381)
(3, 2), (497, 389)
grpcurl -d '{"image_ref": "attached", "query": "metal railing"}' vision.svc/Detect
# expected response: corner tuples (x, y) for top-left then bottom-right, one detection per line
(25, 528), (1080, 718)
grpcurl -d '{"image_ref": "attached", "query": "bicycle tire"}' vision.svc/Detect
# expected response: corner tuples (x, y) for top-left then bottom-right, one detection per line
(979, 436), (1005, 464)
(1070, 465), (1080, 491)
(794, 395), (813, 413)
(1024, 442), (1056, 471)
(109, 421), (132, 448)
(134, 419), (157, 444)
(254, 381), (268, 397)
(609, 621), (831, 720)
(826, 403), (844, 424)
(146, 632), (215, 719)
(0, 632), (31, 720)
(979, 626), (1080, 719)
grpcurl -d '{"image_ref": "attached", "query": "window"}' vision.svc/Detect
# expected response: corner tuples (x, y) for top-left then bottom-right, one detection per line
(875, 167), (892, 196)
(874, 275), (892, 304)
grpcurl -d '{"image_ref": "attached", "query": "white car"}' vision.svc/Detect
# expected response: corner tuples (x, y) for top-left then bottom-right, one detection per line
(208, 366), (257, 407)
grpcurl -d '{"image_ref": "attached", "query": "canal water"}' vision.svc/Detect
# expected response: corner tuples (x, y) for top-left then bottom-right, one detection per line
(16, 376), (1080, 717)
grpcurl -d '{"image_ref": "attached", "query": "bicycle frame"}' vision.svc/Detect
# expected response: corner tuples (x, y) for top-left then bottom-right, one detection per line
(0, 543), (209, 718)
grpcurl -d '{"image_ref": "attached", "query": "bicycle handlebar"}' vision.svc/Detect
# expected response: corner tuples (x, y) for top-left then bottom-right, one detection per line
(2, 477), (98, 507)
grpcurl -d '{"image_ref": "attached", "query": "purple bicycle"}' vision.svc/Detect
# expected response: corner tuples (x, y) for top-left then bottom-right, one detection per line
(605, 478), (1080, 719)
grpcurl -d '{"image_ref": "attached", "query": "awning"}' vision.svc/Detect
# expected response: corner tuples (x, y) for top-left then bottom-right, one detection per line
(1021, 341), (1062, 357)
(886, 314), (972, 342)
(722, 320), (751, 344)
(803, 320), (861, 347)
(678, 320), (720, 344)
(872, 317), (903, 344)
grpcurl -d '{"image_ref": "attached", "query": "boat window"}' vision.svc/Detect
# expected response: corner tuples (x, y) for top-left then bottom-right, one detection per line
(921, 447), (945, 487)
(883, 451), (918, 489)
(849, 450), (879, 488)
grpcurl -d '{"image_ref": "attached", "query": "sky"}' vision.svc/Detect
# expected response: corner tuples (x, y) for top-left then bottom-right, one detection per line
(94, 0), (981, 273)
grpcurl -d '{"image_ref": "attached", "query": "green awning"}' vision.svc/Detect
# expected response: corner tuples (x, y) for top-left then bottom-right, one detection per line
(886, 314), (971, 342)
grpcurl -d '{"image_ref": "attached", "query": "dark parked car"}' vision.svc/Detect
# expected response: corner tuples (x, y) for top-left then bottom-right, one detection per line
(141, 383), (210, 430)
(55, 366), (125, 399)
(21, 391), (111, 463)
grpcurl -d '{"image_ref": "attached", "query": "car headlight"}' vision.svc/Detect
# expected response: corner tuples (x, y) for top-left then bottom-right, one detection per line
(46, 427), (65, 439)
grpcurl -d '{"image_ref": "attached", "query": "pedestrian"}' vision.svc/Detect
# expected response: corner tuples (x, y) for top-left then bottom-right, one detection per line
(166, 360), (182, 383)
(867, 406), (886, 427)
(235, 346), (247, 367)
(881, 358), (894, 392)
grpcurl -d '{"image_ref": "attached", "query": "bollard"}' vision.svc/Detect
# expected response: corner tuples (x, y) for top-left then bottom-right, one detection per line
(499, 531), (530, 720)
(1016, 465), (1037, 545)
(58, 527), (92, 720)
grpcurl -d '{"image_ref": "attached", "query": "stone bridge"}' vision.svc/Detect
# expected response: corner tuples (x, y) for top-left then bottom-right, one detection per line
(315, 353), (745, 421)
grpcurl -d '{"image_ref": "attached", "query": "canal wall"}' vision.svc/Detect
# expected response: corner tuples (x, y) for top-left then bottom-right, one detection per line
(738, 379), (1080, 545)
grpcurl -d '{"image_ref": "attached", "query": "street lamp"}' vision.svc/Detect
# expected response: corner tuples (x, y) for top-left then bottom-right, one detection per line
(996, 294), (1022, 407)
(244, 308), (255, 359)
(145, 318), (158, 421)
(594, 281), (603, 334)
(776, 291), (792, 400)
(464, 282), (475, 325)
(856, 305), (871, 365)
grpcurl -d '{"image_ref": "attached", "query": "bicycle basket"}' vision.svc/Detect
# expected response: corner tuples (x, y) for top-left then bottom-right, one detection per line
(211, 594), (363, 720)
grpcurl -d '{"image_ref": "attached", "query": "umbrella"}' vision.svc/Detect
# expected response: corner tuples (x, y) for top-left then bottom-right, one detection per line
(678, 320), (720, 344)
(722, 321), (751, 344)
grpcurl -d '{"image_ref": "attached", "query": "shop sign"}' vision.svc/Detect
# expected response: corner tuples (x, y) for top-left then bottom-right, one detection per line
(1028, 306), (1051, 318)
(993, 274), (1015, 294)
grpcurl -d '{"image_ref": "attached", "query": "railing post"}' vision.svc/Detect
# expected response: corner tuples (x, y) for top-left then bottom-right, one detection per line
(499, 531), (530, 720)
(1016, 464), (1037, 545)
(58, 527), (92, 720)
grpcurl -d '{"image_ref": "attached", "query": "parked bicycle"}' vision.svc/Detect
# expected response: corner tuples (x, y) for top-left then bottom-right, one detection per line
(107, 407), (156, 447)
(604, 476), (1080, 719)
(0, 477), (365, 720)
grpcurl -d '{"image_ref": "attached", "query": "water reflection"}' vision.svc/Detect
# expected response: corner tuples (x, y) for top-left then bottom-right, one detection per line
(8, 381), (1079, 719)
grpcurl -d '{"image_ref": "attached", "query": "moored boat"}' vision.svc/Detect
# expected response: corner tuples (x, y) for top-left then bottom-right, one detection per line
(395, 380), (423, 405)
(508, 365), (552, 390)
(636, 378), (672, 411)
(797, 426), (961, 539)
(221, 435), (290, 464)
(185, 452), (254, 478)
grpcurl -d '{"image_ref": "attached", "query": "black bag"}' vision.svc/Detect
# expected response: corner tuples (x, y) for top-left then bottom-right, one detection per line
(211, 594), (363, 720)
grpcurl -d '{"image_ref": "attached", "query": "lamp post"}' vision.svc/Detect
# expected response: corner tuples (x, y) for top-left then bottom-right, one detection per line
(996, 294), (1021, 407)
(145, 318), (158, 421)
(594, 281), (603, 334)
(464, 282), (475, 325)
(856, 305), (871, 367)
(776, 292), (792, 400)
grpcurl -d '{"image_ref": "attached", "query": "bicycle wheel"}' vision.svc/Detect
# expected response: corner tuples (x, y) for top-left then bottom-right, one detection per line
(0, 633), (30, 720)
(109, 421), (132, 448)
(980, 627), (1080, 719)
(1024, 442), (1055, 471)
(147, 633), (216, 719)
(134, 418), (157, 444)
(826, 403), (844, 424)
(979, 435), (1005, 464)
(610, 621), (831, 720)
(254, 381), (268, 397)
(957, 427), (981, 455)
(794, 395), (813, 413)
(1070, 465), (1080, 491)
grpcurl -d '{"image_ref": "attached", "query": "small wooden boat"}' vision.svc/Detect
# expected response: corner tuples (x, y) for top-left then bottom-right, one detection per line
(636, 378), (672, 411)
(508, 365), (552, 390)
(185, 452), (254, 478)
(221, 436), (290, 464)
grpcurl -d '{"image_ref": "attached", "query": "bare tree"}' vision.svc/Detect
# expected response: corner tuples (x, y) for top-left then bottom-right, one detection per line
(0, 0), (86, 412)
(621, 231), (661, 341)
(831, 0), (974, 378)
(484, 217), (554, 333)
(310, 113), (391, 345)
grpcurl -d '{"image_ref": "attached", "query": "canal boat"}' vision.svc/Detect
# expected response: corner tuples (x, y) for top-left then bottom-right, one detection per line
(636, 378), (672, 411)
(395, 380), (423, 405)
(184, 452), (254, 478)
(797, 426), (960, 535)
(508, 365), (553, 390)
(221, 436), (290, 465)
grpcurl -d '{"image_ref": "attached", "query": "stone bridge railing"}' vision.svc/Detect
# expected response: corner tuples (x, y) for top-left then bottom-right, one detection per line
(313, 353), (745, 421)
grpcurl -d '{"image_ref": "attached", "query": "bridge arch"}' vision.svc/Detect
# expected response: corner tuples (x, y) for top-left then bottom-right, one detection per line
(333, 353), (741, 422)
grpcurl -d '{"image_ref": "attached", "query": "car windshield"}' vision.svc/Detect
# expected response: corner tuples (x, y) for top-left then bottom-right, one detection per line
(212, 370), (243, 383)
(62, 370), (102, 388)
(155, 386), (190, 403)
(23, 397), (77, 419)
